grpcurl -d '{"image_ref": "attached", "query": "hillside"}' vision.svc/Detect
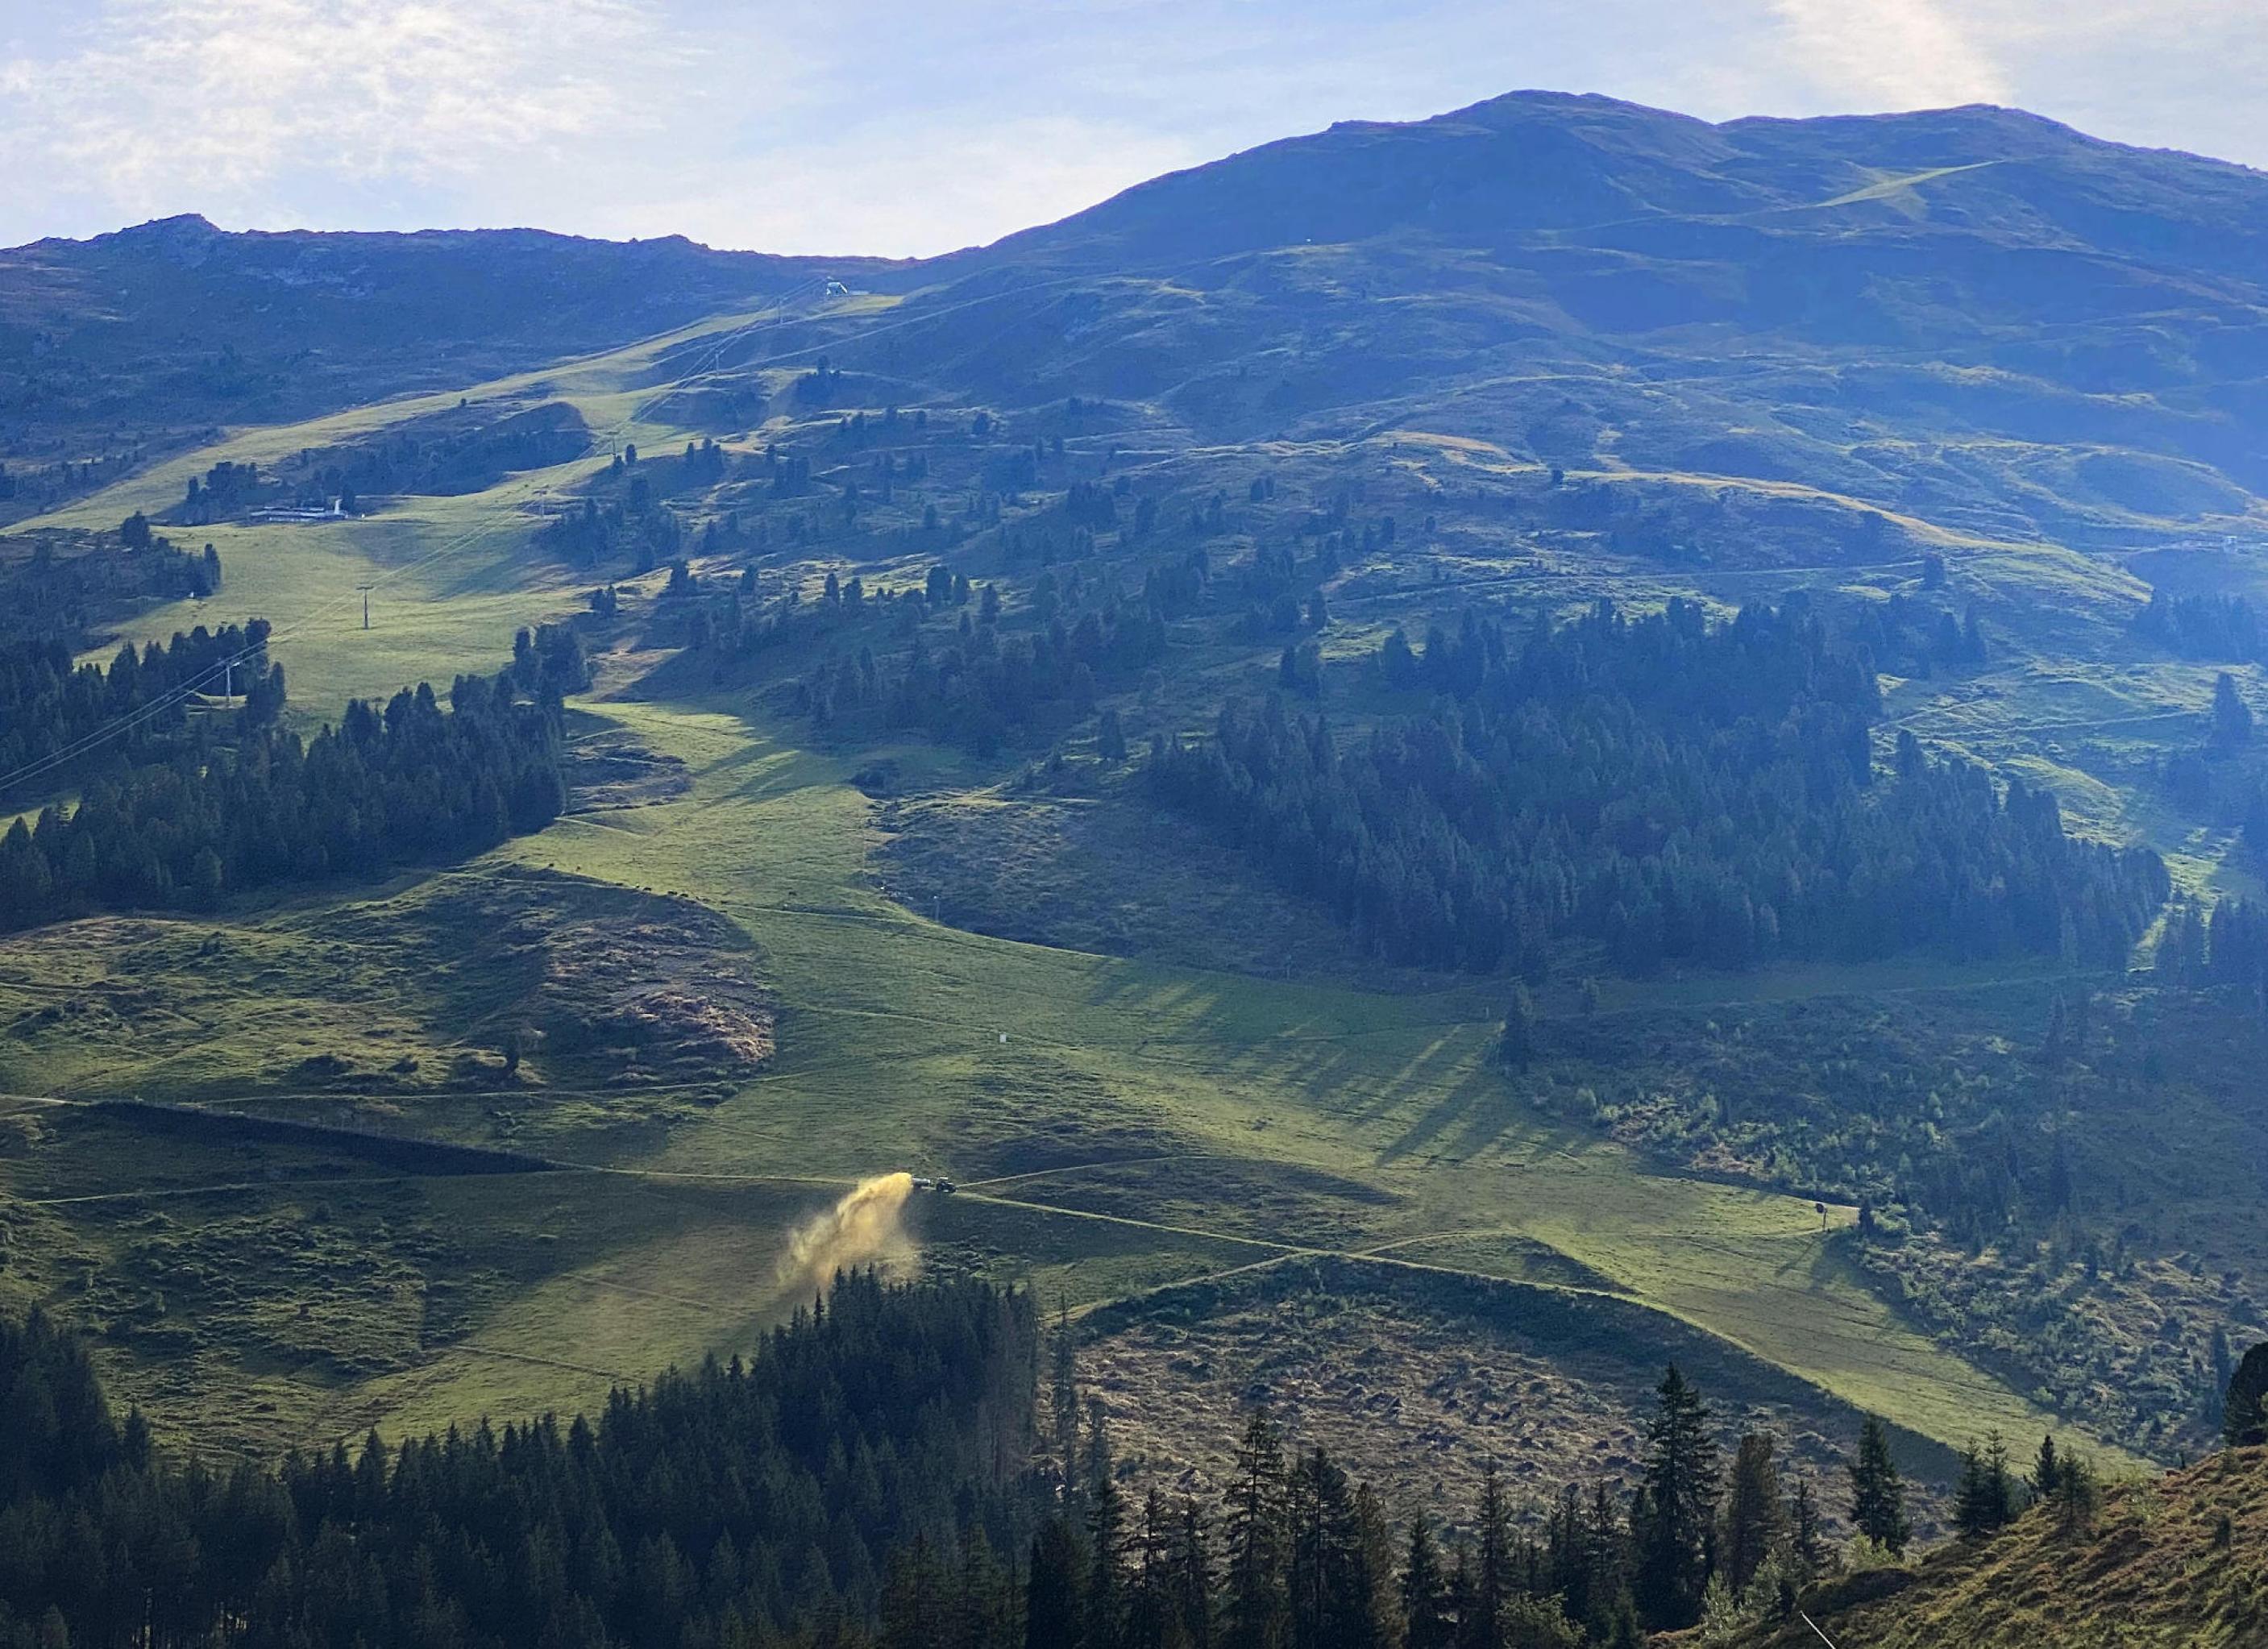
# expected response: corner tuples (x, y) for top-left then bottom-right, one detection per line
(13, 93), (2268, 548)
(1732, 1447), (2268, 1647)
(0, 89), (2265, 1642)
(878, 92), (2268, 547)
(0, 216), (899, 522)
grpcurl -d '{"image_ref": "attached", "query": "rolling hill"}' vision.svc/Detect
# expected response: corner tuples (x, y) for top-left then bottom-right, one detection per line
(0, 87), (2265, 1596)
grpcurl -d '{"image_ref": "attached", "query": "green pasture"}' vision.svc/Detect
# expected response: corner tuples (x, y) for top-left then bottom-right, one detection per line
(0, 318), (2179, 1474)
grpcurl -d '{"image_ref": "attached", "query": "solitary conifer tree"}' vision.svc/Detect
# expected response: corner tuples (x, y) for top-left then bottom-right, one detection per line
(1719, 1431), (1785, 1593)
(2032, 1433), (2062, 1501)
(1635, 1365), (1719, 1628)
(1847, 1418), (1911, 1555)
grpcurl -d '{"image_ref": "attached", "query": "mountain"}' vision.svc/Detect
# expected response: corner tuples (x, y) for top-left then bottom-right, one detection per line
(10, 93), (2266, 544)
(6, 90), (2268, 1649)
(874, 92), (2268, 543)
(0, 214), (903, 521)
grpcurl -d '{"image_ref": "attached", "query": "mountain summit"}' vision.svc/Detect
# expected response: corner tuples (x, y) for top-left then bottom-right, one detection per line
(5, 91), (2265, 545)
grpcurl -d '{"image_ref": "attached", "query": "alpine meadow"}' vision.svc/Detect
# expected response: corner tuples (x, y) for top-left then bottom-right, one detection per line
(2, 68), (2268, 1649)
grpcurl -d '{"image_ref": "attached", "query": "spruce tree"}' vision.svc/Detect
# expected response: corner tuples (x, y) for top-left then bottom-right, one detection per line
(1582, 1482), (1632, 1639)
(1543, 1485), (1585, 1622)
(1953, 1442), (1991, 1539)
(883, 1537), (949, 1649)
(1286, 1446), (1378, 1649)
(1468, 1460), (1514, 1649)
(2224, 1342), (2268, 1448)
(1173, 1497), (1215, 1649)
(1846, 1418), (1911, 1556)
(1129, 1489), (1173, 1649)
(1401, 1515), (1453, 1649)
(1351, 1481), (1398, 1649)
(1223, 1414), (1288, 1649)
(1634, 1365), (1719, 1629)
(1028, 1518), (1086, 1649)
(2053, 1451), (2100, 1538)
(1718, 1432), (1784, 1593)
(1956, 1432), (2016, 1536)
(1982, 1431), (2017, 1526)
(1445, 1547), (1477, 1649)
(2031, 1434), (2062, 1501)
(1087, 1475), (1128, 1649)
(1785, 1477), (1825, 1576)
(1050, 1306), (1082, 1496)
(955, 1531), (1012, 1649)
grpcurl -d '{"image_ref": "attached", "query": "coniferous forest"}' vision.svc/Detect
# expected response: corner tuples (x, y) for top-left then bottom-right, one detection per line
(0, 618), (275, 792)
(0, 525), (219, 646)
(1149, 600), (2169, 976)
(0, 1280), (1038, 1649)
(0, 623), (585, 930)
(0, 1277), (2149, 1649)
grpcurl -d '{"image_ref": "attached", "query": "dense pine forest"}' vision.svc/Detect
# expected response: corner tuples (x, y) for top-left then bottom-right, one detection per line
(0, 622), (586, 929)
(0, 1278), (2191, 1649)
(1149, 600), (2169, 976)
(0, 1279), (1040, 1649)
(0, 618), (276, 801)
(0, 525), (219, 646)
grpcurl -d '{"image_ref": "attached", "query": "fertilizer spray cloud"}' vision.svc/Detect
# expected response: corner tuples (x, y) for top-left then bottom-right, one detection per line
(778, 1173), (919, 1294)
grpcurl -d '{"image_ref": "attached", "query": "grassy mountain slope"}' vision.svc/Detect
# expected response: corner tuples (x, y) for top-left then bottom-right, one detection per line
(882, 92), (2268, 543)
(2, 91), (2263, 1509)
(1732, 1447), (2268, 1647)
(0, 216), (899, 523)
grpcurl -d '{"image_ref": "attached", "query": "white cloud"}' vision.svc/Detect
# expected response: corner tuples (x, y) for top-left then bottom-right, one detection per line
(0, 0), (2260, 252)
(0, 0), (692, 231)
(1764, 0), (2013, 110)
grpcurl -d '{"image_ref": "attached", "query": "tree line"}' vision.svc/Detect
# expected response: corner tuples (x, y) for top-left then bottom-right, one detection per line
(0, 617), (272, 804)
(2132, 589), (2267, 663)
(0, 525), (218, 647)
(980, 1356), (1870, 1649)
(0, 1278), (2247, 1649)
(1149, 600), (2166, 977)
(882, 1329), (2129, 1649)
(0, 625), (584, 931)
(0, 1276), (1037, 1649)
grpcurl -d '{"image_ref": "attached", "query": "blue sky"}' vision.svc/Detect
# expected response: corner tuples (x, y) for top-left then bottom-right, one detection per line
(2, 0), (2262, 255)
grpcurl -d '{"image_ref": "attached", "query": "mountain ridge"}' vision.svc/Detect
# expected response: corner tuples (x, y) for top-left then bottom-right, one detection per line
(5, 89), (2266, 544)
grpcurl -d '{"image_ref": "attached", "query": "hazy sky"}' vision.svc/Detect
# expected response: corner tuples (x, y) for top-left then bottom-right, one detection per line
(2, 0), (2262, 255)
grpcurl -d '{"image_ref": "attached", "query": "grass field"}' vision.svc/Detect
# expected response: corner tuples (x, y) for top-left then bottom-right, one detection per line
(0, 317), (2192, 1481)
(483, 696), (2137, 1462)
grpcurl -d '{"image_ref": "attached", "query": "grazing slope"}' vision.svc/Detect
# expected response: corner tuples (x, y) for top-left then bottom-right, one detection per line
(1, 92), (2262, 1531)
